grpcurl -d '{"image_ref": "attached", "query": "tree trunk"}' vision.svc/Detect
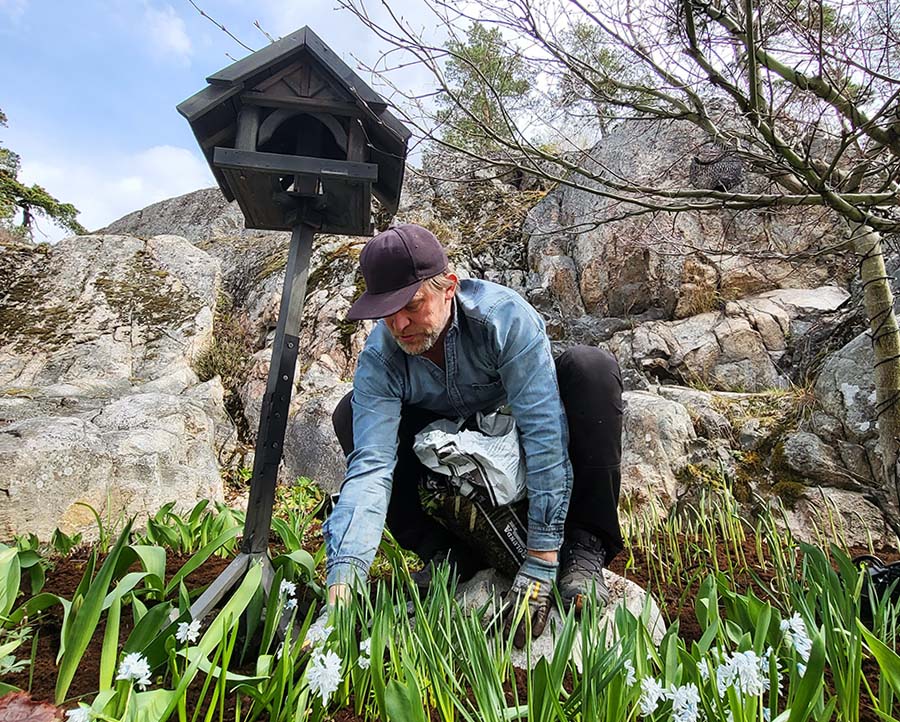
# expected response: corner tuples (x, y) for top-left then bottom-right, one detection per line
(852, 221), (900, 535)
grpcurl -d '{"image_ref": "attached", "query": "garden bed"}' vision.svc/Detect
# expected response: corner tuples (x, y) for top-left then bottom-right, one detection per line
(1, 491), (899, 722)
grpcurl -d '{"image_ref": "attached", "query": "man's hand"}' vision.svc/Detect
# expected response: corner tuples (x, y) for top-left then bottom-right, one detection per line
(499, 554), (558, 649)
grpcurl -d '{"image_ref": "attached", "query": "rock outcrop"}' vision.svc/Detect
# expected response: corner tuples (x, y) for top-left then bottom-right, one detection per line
(2, 116), (893, 547)
(0, 234), (228, 539)
(607, 287), (850, 391)
(522, 118), (851, 340)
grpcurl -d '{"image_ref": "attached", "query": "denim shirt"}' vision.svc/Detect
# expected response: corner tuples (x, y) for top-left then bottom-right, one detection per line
(323, 278), (573, 587)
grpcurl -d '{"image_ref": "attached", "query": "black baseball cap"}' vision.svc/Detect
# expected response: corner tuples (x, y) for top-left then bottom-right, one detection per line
(347, 224), (449, 320)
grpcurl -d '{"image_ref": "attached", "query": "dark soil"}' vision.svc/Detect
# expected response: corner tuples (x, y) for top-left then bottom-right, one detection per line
(4, 534), (898, 722)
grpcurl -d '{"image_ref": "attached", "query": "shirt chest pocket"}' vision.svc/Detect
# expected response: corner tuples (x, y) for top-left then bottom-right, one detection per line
(465, 378), (506, 408)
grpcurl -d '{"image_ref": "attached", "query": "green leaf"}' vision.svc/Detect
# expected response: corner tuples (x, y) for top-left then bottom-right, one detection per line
(99, 594), (121, 690)
(163, 527), (240, 596)
(158, 561), (263, 721)
(386, 677), (429, 722)
(860, 621), (900, 695)
(787, 631), (826, 722)
(122, 689), (178, 722)
(0, 546), (21, 618)
(55, 519), (133, 704)
(123, 601), (173, 662)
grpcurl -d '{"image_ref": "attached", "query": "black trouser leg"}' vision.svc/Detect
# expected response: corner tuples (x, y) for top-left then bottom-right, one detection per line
(332, 392), (456, 562)
(555, 345), (624, 561)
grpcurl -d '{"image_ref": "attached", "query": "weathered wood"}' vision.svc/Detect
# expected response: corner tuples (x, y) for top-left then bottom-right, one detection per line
(176, 83), (242, 122)
(242, 223), (315, 553)
(240, 92), (367, 117)
(214, 147), (377, 181)
(235, 105), (261, 151)
(207, 27), (310, 85)
(347, 119), (366, 162)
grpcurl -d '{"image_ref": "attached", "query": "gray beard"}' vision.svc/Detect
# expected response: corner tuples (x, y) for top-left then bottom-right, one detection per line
(396, 326), (442, 356)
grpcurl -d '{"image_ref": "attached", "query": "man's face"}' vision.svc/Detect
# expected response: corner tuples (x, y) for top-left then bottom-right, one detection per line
(385, 276), (457, 355)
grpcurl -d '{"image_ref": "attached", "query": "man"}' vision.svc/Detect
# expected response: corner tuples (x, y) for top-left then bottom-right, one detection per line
(322, 224), (623, 646)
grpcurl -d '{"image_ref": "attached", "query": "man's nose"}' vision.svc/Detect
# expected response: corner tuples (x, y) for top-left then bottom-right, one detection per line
(389, 311), (410, 332)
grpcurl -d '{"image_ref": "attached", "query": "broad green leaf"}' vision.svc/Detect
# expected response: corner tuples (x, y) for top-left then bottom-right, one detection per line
(860, 621), (900, 695)
(102, 572), (152, 610)
(55, 518), (133, 704)
(99, 594), (121, 690)
(123, 688), (178, 722)
(8, 592), (67, 625)
(787, 632), (826, 722)
(0, 546), (20, 618)
(272, 548), (316, 580)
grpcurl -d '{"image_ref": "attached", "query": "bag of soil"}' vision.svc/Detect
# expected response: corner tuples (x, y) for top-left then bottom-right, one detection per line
(419, 469), (528, 579)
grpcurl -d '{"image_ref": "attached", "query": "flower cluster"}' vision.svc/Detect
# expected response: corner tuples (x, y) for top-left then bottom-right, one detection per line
(305, 612), (334, 647)
(307, 648), (342, 705)
(176, 619), (201, 645)
(65, 707), (92, 722)
(358, 637), (372, 670)
(780, 613), (812, 674)
(623, 659), (636, 687)
(280, 580), (298, 611)
(639, 679), (701, 722)
(116, 652), (152, 691)
(715, 649), (774, 698)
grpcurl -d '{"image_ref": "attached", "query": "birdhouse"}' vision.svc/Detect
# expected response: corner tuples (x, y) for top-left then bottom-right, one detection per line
(177, 26), (410, 235)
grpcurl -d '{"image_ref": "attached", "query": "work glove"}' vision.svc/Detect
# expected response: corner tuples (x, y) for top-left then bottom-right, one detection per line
(499, 555), (558, 649)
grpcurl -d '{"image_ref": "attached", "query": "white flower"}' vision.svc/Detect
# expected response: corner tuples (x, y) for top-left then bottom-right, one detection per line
(307, 649), (342, 705)
(116, 652), (152, 691)
(176, 619), (201, 644)
(715, 650), (768, 698)
(280, 580), (297, 597)
(780, 613), (812, 662)
(639, 677), (667, 716)
(305, 613), (333, 646)
(65, 707), (92, 722)
(285, 597), (298, 611)
(669, 683), (701, 722)
(623, 659), (636, 686)
(357, 638), (372, 669)
(797, 662), (807, 677)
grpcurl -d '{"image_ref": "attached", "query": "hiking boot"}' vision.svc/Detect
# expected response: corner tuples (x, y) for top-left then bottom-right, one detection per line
(558, 529), (609, 615)
(410, 546), (484, 596)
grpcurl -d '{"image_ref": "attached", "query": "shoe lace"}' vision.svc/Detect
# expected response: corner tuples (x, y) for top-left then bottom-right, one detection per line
(562, 537), (606, 576)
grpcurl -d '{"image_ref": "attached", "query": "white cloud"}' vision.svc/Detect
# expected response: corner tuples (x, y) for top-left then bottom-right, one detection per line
(19, 144), (214, 243)
(0, 0), (28, 20)
(143, 3), (193, 63)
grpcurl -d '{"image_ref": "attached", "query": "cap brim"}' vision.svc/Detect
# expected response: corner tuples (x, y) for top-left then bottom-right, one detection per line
(346, 280), (424, 320)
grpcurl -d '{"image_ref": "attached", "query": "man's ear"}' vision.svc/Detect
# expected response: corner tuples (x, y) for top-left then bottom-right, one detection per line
(445, 273), (459, 301)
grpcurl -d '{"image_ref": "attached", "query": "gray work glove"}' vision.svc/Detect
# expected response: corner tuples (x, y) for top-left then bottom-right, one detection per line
(499, 555), (558, 649)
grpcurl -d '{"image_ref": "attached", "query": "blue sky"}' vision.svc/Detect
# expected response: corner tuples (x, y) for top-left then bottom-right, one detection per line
(0, 0), (437, 241)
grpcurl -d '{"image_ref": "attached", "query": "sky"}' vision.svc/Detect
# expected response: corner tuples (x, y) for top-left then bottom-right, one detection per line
(0, 0), (439, 242)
